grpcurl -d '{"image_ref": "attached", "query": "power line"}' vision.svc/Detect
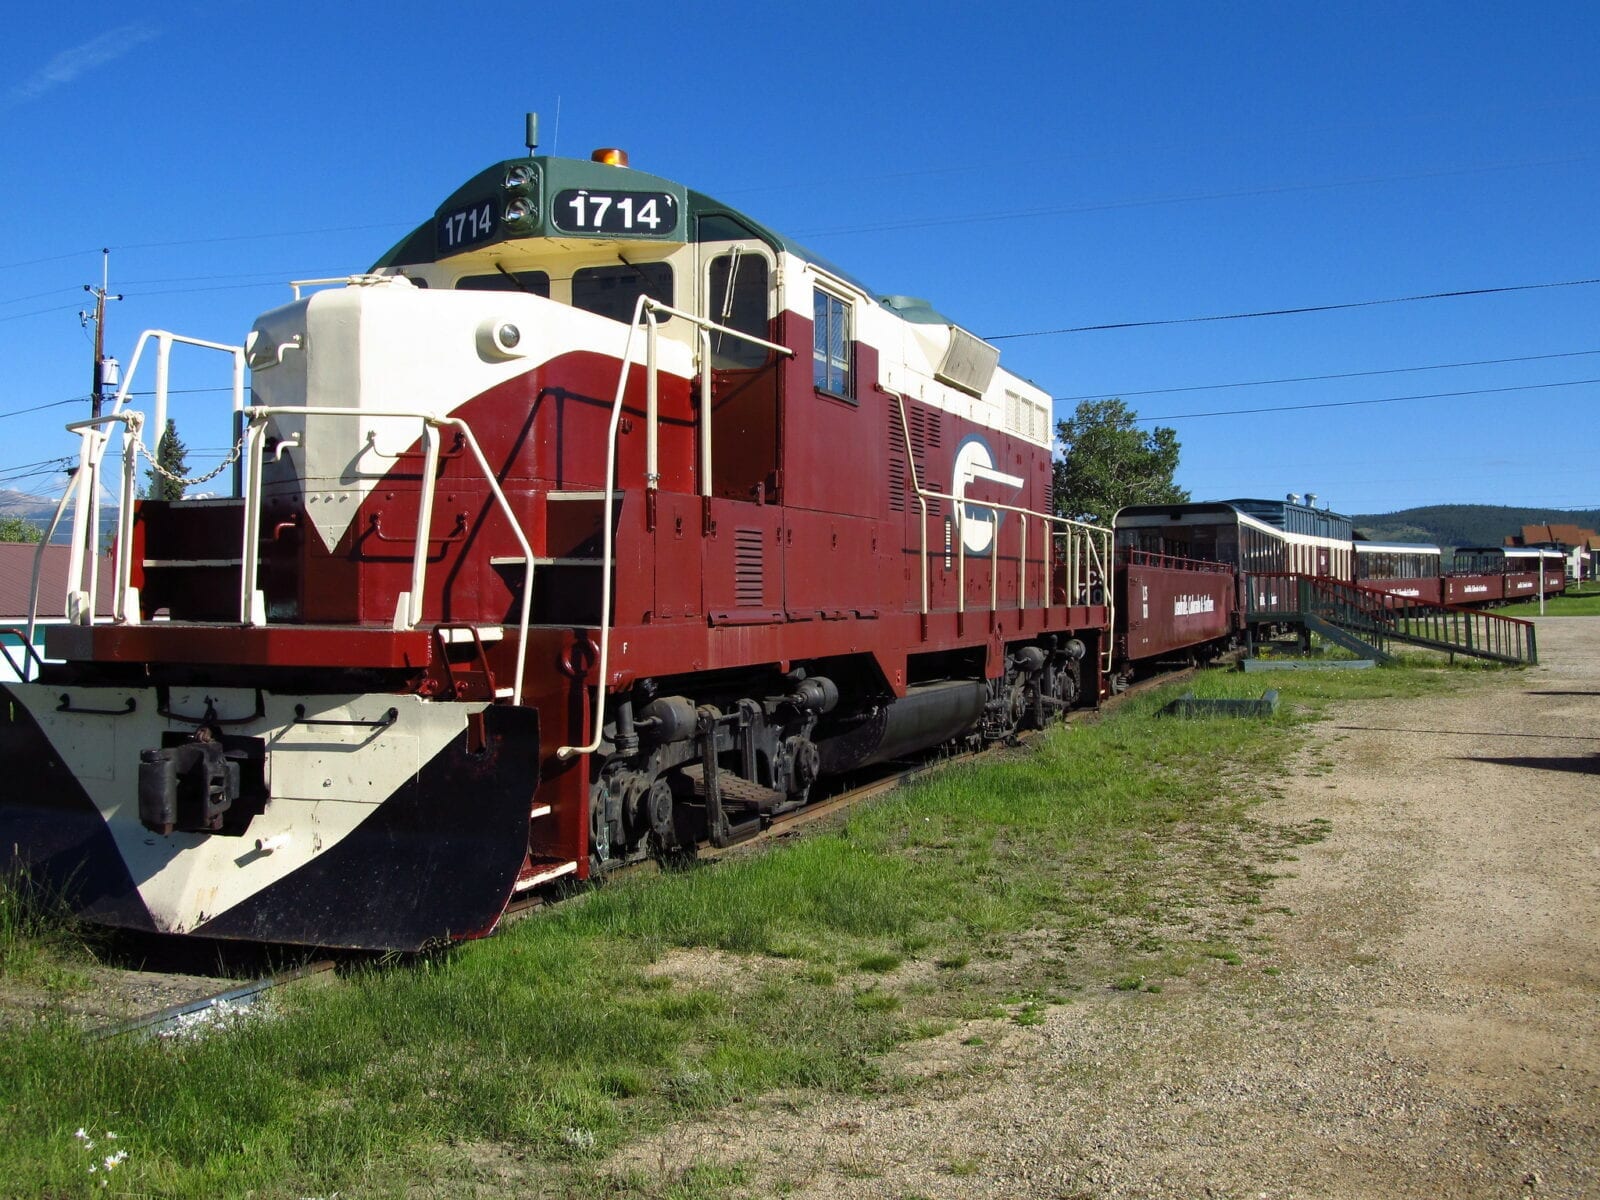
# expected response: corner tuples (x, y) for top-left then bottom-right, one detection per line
(1137, 376), (1600, 423)
(1054, 348), (1600, 403)
(0, 458), (74, 487)
(0, 397), (88, 421)
(0, 286), (80, 308)
(990, 276), (1600, 340)
(0, 223), (409, 273)
(0, 302), (86, 324)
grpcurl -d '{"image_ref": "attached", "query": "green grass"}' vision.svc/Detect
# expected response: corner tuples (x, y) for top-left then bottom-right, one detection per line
(1525, 587), (1600, 616)
(0, 863), (97, 991)
(0, 657), (1475, 1197)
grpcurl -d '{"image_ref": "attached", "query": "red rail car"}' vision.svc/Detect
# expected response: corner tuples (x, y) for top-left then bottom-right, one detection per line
(1352, 541), (1443, 606)
(1115, 549), (1238, 674)
(1449, 547), (1566, 607)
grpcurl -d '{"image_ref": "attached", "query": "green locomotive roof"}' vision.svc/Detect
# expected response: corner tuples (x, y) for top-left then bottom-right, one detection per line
(371, 153), (873, 296)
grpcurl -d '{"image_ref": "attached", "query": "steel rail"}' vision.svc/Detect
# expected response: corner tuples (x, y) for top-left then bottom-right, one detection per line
(86, 959), (337, 1042)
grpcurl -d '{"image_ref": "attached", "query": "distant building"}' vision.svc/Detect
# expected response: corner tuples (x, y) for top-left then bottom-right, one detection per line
(0, 542), (116, 682)
(1506, 523), (1598, 581)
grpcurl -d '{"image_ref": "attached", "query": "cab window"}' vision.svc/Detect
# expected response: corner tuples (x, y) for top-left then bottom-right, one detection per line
(813, 287), (852, 399)
(708, 251), (770, 368)
(573, 262), (672, 323)
(456, 270), (550, 295)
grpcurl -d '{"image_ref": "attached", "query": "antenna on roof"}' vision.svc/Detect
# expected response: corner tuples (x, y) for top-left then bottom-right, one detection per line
(524, 112), (539, 156)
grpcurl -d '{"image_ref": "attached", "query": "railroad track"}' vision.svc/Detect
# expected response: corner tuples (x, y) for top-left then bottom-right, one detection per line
(86, 664), (1203, 1039)
(86, 959), (337, 1042)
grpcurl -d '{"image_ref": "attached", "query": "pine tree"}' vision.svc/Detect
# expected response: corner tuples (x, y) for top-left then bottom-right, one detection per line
(147, 418), (189, 501)
(1052, 398), (1188, 527)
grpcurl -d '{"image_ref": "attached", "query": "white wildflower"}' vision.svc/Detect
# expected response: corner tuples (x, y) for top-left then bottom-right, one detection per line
(560, 1126), (596, 1150)
(74, 1128), (89, 1140)
(104, 1150), (128, 1169)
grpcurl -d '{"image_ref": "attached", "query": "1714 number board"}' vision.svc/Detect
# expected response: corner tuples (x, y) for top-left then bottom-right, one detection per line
(553, 189), (677, 235)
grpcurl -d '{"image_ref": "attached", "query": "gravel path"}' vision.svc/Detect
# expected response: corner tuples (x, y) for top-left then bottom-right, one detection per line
(612, 617), (1600, 1199)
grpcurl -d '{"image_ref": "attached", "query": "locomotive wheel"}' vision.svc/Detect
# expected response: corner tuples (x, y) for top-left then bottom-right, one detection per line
(652, 769), (700, 869)
(588, 778), (615, 877)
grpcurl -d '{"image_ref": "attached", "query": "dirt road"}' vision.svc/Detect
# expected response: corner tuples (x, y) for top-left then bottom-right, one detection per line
(617, 618), (1600, 1198)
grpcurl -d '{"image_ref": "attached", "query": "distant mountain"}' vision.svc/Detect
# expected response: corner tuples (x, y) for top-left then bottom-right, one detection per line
(1351, 504), (1600, 550)
(0, 487), (117, 544)
(0, 488), (58, 519)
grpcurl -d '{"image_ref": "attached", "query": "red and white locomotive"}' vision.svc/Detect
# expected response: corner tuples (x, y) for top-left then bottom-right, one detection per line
(0, 144), (1115, 949)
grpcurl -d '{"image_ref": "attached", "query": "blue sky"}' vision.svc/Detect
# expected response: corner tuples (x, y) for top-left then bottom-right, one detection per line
(2, 1), (1596, 516)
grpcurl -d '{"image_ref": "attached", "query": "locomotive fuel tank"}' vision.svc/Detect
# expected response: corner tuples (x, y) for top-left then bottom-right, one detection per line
(815, 680), (988, 775)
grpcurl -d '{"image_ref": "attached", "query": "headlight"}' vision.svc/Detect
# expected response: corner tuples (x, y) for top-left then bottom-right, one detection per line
(504, 165), (536, 188)
(503, 197), (534, 223)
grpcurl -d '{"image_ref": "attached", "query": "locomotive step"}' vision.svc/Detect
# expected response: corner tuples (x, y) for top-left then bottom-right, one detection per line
(512, 856), (578, 893)
(681, 764), (790, 814)
(437, 625), (505, 644)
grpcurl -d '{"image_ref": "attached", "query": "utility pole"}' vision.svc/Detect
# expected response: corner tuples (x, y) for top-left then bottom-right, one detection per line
(81, 248), (122, 420)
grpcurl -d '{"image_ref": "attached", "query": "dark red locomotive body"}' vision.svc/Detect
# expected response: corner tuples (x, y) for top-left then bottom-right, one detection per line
(0, 149), (1113, 949)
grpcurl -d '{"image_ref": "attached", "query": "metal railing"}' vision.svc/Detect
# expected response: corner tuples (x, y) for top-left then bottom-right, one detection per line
(31, 332), (541, 702)
(1121, 547), (1234, 575)
(891, 393), (1114, 674)
(556, 295), (794, 759)
(1246, 573), (1537, 665)
(238, 406), (538, 704)
(27, 332), (248, 677)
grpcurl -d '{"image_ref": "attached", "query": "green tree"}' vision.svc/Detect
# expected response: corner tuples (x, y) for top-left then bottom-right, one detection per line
(1053, 398), (1188, 527)
(0, 515), (43, 543)
(147, 418), (189, 501)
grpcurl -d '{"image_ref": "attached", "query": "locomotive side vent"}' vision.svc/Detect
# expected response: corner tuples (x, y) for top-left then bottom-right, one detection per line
(734, 526), (764, 606)
(888, 404), (907, 513)
(909, 405), (942, 516)
(1005, 389), (1049, 444)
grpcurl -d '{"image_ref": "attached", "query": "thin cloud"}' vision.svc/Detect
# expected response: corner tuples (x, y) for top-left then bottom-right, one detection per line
(8, 23), (160, 107)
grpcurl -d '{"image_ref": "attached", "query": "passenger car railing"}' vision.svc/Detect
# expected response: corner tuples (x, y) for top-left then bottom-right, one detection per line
(1121, 547), (1234, 574)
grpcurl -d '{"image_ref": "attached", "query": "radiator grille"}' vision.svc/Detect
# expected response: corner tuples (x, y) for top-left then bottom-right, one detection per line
(888, 403), (907, 513)
(909, 404), (942, 516)
(734, 526), (764, 606)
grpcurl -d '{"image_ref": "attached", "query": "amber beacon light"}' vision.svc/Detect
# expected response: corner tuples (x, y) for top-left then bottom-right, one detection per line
(591, 147), (629, 167)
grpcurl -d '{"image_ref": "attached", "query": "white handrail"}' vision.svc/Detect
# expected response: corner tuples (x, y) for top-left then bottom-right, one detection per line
(239, 406), (538, 705)
(289, 275), (391, 300)
(891, 393), (1111, 626)
(640, 299), (792, 498)
(51, 329), (249, 630)
(697, 329), (713, 497)
(557, 297), (794, 760)
(56, 411), (145, 628)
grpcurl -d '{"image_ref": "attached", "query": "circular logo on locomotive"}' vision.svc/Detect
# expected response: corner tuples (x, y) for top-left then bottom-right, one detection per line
(952, 434), (1021, 556)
